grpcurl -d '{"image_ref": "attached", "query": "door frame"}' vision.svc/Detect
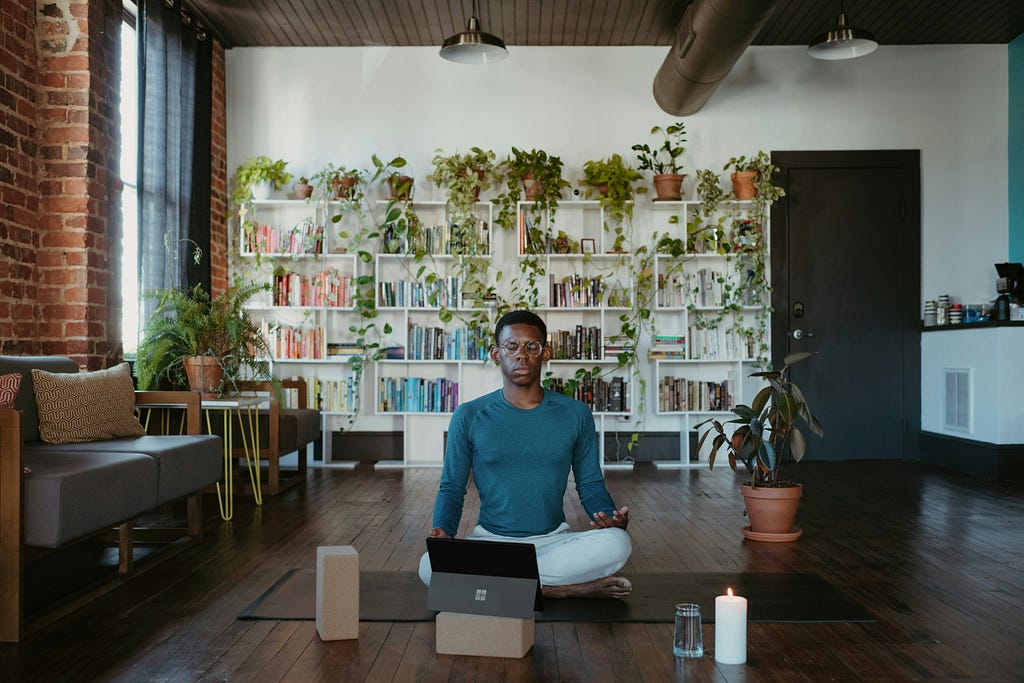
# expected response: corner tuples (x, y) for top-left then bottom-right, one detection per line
(769, 150), (921, 460)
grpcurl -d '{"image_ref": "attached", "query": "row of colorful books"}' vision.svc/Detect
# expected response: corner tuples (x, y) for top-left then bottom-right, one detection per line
(378, 276), (461, 308)
(407, 323), (490, 361)
(272, 269), (354, 307)
(545, 374), (628, 413)
(377, 376), (459, 413)
(548, 325), (603, 360)
(689, 327), (756, 360)
(549, 273), (605, 308)
(658, 376), (734, 412)
(260, 321), (324, 359)
(243, 220), (324, 255)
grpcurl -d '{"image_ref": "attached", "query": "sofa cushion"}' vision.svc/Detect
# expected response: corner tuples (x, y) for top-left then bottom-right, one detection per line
(0, 372), (20, 407)
(0, 356), (79, 442)
(32, 363), (146, 444)
(21, 450), (159, 548)
(27, 434), (223, 505)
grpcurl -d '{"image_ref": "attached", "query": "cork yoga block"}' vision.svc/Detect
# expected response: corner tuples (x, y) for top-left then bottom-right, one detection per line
(316, 546), (359, 641)
(435, 612), (534, 658)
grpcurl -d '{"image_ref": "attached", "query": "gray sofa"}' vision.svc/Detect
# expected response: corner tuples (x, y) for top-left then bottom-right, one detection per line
(0, 355), (223, 642)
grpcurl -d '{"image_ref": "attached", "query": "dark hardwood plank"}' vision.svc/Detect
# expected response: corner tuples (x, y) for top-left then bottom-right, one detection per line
(1, 461), (1023, 680)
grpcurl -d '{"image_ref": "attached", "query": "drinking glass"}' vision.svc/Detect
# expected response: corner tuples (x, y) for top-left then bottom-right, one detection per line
(673, 602), (703, 658)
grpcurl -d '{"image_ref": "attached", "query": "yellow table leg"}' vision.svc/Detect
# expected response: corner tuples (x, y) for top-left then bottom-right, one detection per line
(211, 409), (233, 521)
(237, 405), (262, 506)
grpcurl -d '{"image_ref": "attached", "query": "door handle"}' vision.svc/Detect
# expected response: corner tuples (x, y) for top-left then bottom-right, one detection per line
(791, 328), (814, 340)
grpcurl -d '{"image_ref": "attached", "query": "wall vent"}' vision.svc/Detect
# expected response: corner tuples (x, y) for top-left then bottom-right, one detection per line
(943, 368), (971, 433)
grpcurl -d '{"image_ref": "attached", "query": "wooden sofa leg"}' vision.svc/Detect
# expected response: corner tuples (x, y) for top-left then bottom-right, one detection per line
(186, 493), (203, 537)
(268, 456), (280, 496)
(1, 409), (23, 642)
(118, 522), (134, 574)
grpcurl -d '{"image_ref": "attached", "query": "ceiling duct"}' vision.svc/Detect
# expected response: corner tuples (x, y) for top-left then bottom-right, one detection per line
(653, 0), (786, 116)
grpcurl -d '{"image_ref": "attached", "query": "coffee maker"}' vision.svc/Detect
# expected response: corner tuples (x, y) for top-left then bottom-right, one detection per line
(994, 263), (1024, 320)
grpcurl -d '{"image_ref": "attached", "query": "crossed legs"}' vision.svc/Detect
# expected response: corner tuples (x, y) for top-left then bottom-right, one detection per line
(418, 523), (632, 598)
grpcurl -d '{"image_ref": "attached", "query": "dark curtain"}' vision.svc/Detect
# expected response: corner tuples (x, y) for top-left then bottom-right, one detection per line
(138, 0), (212, 322)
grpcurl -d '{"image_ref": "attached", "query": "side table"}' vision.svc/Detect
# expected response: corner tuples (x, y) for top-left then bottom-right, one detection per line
(202, 396), (265, 520)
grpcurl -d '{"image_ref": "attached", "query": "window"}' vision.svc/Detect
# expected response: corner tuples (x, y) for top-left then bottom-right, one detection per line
(120, 2), (139, 353)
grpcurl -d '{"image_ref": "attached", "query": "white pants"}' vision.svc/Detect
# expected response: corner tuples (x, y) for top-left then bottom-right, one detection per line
(418, 522), (632, 587)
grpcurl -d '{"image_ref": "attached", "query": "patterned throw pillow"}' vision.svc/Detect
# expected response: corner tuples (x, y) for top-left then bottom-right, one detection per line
(0, 372), (20, 408)
(32, 362), (146, 444)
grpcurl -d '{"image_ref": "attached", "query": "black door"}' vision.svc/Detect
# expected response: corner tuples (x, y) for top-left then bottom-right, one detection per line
(771, 151), (920, 461)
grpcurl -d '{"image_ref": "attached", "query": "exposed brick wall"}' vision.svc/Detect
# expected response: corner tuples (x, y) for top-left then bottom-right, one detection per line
(1, 1), (225, 367)
(210, 40), (227, 296)
(0, 0), (41, 355)
(35, 0), (122, 369)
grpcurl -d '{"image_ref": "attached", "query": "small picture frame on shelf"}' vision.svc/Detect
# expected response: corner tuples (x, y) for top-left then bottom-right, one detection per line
(581, 238), (596, 255)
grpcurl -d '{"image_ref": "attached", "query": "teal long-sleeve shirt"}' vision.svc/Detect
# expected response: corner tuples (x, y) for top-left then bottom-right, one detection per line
(432, 388), (617, 538)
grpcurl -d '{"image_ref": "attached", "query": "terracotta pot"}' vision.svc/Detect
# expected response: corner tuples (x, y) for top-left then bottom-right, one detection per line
(182, 355), (224, 396)
(293, 183), (313, 199)
(387, 175), (414, 200)
(741, 483), (802, 535)
(457, 168), (486, 200)
(333, 176), (358, 199)
(652, 173), (685, 201)
(521, 174), (542, 201)
(730, 171), (759, 200)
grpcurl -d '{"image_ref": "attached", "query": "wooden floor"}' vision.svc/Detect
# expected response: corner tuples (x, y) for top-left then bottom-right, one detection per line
(2, 459), (1023, 681)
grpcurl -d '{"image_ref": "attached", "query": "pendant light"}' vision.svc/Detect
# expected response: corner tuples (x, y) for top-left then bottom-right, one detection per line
(440, 0), (508, 64)
(807, 1), (878, 61)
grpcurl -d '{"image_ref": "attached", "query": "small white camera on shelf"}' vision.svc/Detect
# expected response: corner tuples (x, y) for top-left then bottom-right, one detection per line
(571, 188), (583, 200)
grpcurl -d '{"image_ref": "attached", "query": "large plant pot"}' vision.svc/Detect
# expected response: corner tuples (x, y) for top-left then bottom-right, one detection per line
(741, 483), (802, 541)
(730, 171), (759, 200)
(653, 173), (685, 201)
(182, 355), (224, 396)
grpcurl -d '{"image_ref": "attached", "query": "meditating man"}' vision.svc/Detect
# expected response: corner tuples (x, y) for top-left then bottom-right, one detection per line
(418, 310), (633, 599)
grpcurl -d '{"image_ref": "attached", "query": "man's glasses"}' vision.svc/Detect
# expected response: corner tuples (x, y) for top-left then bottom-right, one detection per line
(496, 340), (545, 358)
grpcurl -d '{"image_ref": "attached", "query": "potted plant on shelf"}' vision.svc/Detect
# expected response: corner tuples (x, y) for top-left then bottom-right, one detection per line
(632, 121), (687, 201)
(723, 151), (785, 202)
(134, 283), (274, 397)
(293, 177), (314, 199)
(428, 147), (499, 213)
(494, 147), (570, 232)
(696, 352), (823, 542)
(311, 164), (365, 201)
(581, 153), (643, 251)
(369, 154), (413, 200)
(231, 155), (292, 208)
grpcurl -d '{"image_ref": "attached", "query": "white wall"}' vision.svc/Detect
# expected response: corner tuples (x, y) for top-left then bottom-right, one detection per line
(227, 44), (1010, 303)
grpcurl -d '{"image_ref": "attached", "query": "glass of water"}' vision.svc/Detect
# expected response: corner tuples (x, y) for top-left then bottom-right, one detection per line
(673, 603), (703, 658)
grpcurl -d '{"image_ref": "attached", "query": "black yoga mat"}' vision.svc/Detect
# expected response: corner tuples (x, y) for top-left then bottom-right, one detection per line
(238, 570), (874, 623)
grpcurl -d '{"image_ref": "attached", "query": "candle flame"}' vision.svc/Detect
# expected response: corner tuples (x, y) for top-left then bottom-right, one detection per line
(727, 587), (733, 597)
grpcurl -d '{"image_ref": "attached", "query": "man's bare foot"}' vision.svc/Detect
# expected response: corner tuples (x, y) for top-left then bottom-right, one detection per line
(542, 576), (632, 599)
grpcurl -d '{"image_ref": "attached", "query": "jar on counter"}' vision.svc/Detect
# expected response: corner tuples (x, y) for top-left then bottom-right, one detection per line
(936, 294), (950, 326)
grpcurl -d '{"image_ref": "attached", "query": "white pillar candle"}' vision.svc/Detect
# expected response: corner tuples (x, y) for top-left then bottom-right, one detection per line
(714, 587), (747, 664)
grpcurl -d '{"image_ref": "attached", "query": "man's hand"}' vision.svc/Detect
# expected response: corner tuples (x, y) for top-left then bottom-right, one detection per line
(427, 527), (452, 538)
(590, 506), (629, 530)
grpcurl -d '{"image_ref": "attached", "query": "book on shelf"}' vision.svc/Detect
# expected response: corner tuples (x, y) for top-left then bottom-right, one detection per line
(327, 342), (364, 357)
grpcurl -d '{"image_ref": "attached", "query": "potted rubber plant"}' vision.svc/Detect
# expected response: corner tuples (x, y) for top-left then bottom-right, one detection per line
(135, 283), (274, 396)
(632, 121), (687, 201)
(696, 352), (823, 541)
(231, 155), (291, 207)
